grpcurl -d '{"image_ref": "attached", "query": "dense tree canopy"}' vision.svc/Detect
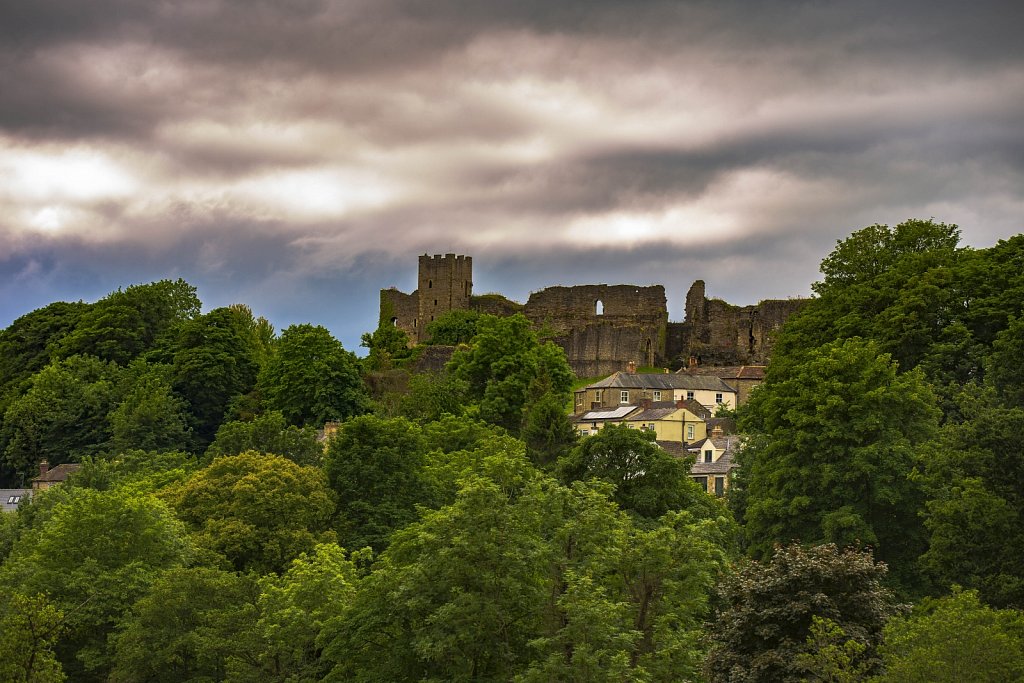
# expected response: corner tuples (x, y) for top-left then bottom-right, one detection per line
(448, 314), (573, 433)
(734, 338), (939, 586)
(260, 324), (368, 427)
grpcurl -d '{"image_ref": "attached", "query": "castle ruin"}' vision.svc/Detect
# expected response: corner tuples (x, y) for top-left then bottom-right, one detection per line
(381, 254), (807, 376)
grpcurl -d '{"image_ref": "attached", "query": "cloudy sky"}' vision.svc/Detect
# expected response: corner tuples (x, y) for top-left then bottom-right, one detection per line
(3, 0), (1023, 351)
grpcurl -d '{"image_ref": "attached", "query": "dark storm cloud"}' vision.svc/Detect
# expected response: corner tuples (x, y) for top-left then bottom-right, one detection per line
(1, 0), (1023, 344)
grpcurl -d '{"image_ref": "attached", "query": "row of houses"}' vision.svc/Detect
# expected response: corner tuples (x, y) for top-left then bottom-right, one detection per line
(571, 366), (765, 497)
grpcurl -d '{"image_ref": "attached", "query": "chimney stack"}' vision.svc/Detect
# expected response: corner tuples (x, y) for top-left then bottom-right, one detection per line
(711, 424), (724, 438)
(627, 360), (637, 374)
(39, 460), (49, 477)
(688, 355), (698, 369)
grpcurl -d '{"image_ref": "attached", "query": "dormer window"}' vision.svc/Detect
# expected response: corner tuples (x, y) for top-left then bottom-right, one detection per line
(704, 450), (713, 463)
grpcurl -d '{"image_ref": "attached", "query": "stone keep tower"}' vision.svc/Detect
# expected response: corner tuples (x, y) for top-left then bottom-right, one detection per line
(417, 253), (472, 340)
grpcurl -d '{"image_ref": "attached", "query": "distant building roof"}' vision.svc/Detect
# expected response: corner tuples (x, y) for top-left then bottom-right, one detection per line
(574, 405), (639, 421)
(32, 463), (81, 484)
(677, 365), (766, 380)
(584, 372), (736, 393)
(1, 489), (30, 513)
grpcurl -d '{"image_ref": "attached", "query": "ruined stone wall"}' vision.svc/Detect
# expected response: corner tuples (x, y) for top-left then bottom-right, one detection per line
(380, 288), (419, 342)
(470, 293), (523, 317)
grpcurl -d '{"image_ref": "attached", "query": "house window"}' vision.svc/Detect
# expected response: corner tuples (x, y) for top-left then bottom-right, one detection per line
(592, 423), (598, 430)
(686, 391), (694, 401)
(714, 477), (725, 497)
(579, 429), (589, 436)
(687, 424), (695, 440)
(653, 390), (661, 401)
(704, 450), (713, 463)
(716, 393), (723, 404)
(693, 476), (708, 492)
(620, 390), (629, 404)
(595, 390), (602, 402)
(7, 495), (20, 504)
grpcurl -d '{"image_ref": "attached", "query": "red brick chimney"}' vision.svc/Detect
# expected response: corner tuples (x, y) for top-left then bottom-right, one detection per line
(627, 360), (637, 374)
(711, 424), (724, 438)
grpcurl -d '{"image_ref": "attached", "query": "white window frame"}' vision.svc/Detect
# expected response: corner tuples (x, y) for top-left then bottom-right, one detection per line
(620, 390), (629, 404)
(653, 390), (661, 401)
(687, 424), (695, 440)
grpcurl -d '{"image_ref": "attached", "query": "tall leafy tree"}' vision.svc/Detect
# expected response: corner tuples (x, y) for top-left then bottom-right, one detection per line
(703, 543), (899, 683)
(57, 279), (200, 365)
(109, 363), (191, 454)
(735, 338), (940, 586)
(877, 588), (1024, 683)
(1, 355), (122, 484)
(559, 423), (717, 521)
(161, 451), (336, 574)
(0, 592), (67, 683)
(323, 415), (428, 552)
(0, 488), (189, 681)
(259, 324), (368, 427)
(448, 314), (573, 433)
(162, 307), (263, 446)
(205, 410), (322, 466)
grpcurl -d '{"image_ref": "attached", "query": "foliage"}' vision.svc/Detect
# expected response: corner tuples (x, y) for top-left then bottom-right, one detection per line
(792, 616), (870, 683)
(876, 588), (1024, 682)
(110, 567), (259, 683)
(239, 543), (359, 682)
(66, 449), (197, 496)
(205, 410), (323, 466)
(0, 300), (87, 396)
(424, 309), (481, 345)
(520, 392), (577, 469)
(703, 544), (899, 683)
(448, 314), (573, 433)
(323, 415), (428, 551)
(0, 488), (189, 681)
(259, 324), (369, 427)
(558, 423), (718, 520)
(397, 369), (470, 422)
(56, 279), (200, 365)
(161, 451), (336, 574)
(322, 442), (731, 682)
(109, 363), (192, 454)
(734, 338), (939, 586)
(360, 305), (414, 371)
(917, 403), (1024, 607)
(0, 591), (66, 683)
(160, 307), (263, 446)
(1, 355), (122, 484)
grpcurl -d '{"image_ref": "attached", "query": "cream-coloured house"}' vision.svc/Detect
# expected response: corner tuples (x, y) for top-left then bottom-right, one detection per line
(574, 372), (737, 415)
(623, 404), (708, 444)
(687, 432), (741, 497)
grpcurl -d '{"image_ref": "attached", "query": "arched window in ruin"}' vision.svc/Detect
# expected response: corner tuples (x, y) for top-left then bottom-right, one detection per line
(428, 279), (433, 288)
(391, 317), (398, 327)
(595, 299), (604, 316)
(645, 338), (652, 365)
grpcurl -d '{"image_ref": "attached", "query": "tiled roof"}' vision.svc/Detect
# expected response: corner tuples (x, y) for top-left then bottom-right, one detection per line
(677, 365), (766, 380)
(690, 449), (735, 475)
(32, 463), (81, 483)
(625, 406), (680, 422)
(585, 372), (736, 393)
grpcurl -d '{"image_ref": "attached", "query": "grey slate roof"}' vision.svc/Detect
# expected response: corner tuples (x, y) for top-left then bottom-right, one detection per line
(677, 365), (766, 380)
(585, 372), (736, 393)
(1, 489), (30, 513)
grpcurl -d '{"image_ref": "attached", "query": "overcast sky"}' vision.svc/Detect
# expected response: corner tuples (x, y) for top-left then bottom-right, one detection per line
(3, 0), (1023, 351)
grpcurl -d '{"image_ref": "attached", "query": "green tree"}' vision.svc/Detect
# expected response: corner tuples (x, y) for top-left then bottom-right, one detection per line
(876, 588), (1024, 683)
(259, 324), (368, 427)
(703, 544), (899, 683)
(360, 307), (414, 371)
(448, 314), (573, 433)
(205, 411), (322, 466)
(161, 451), (336, 574)
(0, 301), (87, 396)
(988, 315), (1024, 409)
(110, 567), (258, 683)
(734, 338), (940, 586)
(558, 423), (716, 520)
(57, 279), (200, 365)
(424, 309), (481, 345)
(323, 415), (428, 551)
(161, 307), (262, 446)
(1, 355), (122, 484)
(109, 363), (191, 454)
(233, 543), (359, 682)
(917, 403), (1024, 607)
(521, 392), (578, 469)
(0, 488), (189, 681)
(0, 592), (66, 683)
(397, 370), (470, 422)
(792, 617), (870, 683)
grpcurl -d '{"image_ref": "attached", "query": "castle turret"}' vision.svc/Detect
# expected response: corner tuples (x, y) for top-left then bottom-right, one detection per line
(417, 253), (472, 341)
